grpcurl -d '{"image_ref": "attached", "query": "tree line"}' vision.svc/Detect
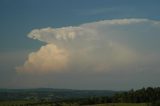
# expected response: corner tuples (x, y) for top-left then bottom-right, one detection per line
(61, 87), (160, 105)
(112, 87), (160, 103)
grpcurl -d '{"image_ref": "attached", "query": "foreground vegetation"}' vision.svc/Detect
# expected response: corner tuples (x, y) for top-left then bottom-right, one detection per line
(85, 103), (147, 106)
(0, 102), (149, 106)
(0, 87), (160, 106)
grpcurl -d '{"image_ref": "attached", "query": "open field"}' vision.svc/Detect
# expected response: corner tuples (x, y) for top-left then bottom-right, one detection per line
(0, 101), (148, 106)
(85, 103), (148, 106)
(0, 101), (39, 106)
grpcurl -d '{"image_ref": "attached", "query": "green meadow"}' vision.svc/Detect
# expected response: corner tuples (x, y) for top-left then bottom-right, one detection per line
(0, 101), (149, 106)
(85, 103), (148, 106)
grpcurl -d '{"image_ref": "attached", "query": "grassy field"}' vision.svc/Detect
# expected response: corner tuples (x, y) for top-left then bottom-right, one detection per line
(0, 101), (39, 106)
(84, 103), (148, 106)
(0, 101), (149, 106)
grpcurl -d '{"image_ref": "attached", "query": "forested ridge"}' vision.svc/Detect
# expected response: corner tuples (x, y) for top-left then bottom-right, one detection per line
(112, 87), (160, 103)
(72, 87), (160, 105)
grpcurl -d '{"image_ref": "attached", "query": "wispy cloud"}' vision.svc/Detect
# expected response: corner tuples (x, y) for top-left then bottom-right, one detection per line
(16, 18), (160, 74)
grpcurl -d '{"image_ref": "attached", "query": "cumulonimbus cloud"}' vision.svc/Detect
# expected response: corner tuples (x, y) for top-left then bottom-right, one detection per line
(16, 18), (160, 73)
(16, 44), (69, 73)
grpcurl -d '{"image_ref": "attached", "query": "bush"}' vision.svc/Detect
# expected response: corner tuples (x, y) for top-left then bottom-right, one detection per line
(151, 100), (160, 106)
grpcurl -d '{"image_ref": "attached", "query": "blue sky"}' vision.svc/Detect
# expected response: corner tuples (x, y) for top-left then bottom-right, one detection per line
(1, 0), (160, 51)
(0, 0), (160, 90)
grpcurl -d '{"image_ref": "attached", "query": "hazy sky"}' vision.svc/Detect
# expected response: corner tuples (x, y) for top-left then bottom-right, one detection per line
(0, 0), (160, 90)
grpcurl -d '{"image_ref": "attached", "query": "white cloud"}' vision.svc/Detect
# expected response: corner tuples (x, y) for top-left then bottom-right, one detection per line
(16, 44), (69, 73)
(17, 18), (160, 73)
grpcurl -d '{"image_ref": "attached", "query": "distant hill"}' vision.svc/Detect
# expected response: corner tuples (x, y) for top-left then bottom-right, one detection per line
(0, 88), (118, 101)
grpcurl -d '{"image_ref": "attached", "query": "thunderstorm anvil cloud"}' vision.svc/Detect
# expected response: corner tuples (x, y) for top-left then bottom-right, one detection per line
(16, 18), (160, 73)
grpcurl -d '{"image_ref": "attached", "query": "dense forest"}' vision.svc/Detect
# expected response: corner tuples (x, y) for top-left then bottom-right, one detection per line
(112, 87), (160, 103)
(61, 87), (160, 106)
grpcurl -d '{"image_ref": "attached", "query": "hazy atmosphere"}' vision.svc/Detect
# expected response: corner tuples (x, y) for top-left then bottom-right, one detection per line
(0, 0), (160, 90)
